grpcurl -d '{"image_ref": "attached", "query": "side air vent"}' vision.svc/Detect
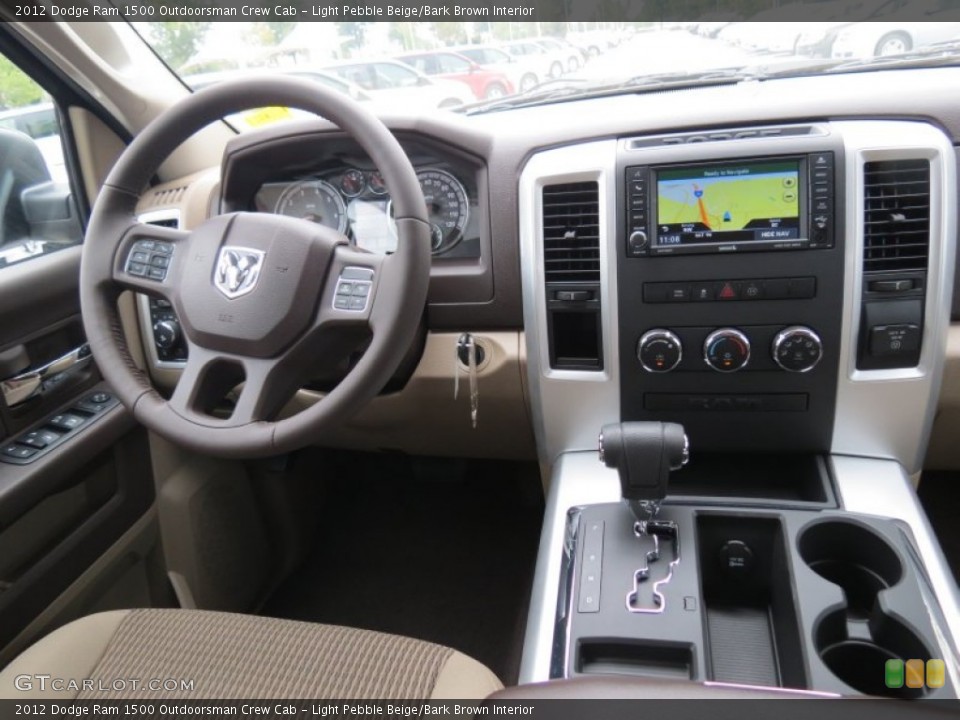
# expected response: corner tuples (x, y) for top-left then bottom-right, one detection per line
(542, 181), (600, 283)
(863, 159), (930, 272)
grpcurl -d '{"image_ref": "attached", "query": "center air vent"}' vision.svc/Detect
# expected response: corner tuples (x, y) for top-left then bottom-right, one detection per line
(863, 160), (930, 272)
(542, 181), (600, 283)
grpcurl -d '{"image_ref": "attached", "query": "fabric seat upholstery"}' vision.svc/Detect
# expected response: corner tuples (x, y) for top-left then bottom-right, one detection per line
(0, 609), (503, 700)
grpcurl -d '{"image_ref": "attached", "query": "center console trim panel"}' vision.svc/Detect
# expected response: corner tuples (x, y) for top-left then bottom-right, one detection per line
(520, 451), (960, 688)
(520, 121), (956, 473)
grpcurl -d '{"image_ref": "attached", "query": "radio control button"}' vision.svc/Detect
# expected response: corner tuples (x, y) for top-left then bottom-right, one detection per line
(628, 230), (649, 254)
(638, 329), (683, 373)
(704, 329), (751, 372)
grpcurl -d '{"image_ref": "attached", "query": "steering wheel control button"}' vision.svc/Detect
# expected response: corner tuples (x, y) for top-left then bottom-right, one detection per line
(773, 326), (824, 373)
(704, 328), (751, 372)
(127, 240), (174, 281)
(333, 267), (374, 312)
(638, 329), (683, 373)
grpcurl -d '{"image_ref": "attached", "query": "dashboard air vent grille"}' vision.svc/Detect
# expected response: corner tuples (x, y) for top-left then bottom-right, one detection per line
(144, 216), (179, 230)
(863, 159), (930, 272)
(542, 181), (600, 282)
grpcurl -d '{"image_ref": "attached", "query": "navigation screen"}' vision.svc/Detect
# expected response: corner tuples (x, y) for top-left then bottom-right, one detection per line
(656, 160), (801, 246)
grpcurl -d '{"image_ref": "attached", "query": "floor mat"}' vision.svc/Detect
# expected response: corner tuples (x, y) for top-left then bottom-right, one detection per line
(263, 451), (544, 686)
(918, 471), (960, 584)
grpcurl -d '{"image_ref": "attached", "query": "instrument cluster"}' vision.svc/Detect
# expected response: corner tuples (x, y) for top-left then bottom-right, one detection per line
(254, 165), (475, 257)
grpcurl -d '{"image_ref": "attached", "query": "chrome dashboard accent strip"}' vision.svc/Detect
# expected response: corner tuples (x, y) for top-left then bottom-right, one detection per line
(831, 121), (957, 473)
(518, 141), (620, 470)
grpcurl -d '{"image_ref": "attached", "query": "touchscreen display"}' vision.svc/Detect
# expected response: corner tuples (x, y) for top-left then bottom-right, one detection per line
(656, 160), (801, 246)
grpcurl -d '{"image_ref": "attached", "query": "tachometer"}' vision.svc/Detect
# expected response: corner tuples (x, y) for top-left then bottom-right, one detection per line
(416, 169), (469, 253)
(339, 169), (366, 198)
(275, 179), (347, 234)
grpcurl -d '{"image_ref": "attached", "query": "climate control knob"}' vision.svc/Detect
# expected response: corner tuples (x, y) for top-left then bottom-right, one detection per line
(772, 326), (823, 373)
(153, 319), (181, 350)
(704, 328), (750, 372)
(638, 329), (682, 373)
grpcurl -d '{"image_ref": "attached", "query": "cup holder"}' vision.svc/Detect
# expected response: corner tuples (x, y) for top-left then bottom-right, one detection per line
(800, 520), (931, 698)
(815, 609), (931, 698)
(798, 520), (902, 618)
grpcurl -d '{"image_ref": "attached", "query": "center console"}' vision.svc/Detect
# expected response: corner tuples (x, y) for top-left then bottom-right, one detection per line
(517, 120), (959, 697)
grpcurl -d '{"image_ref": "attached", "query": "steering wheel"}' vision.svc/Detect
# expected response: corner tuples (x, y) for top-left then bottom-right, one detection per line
(79, 77), (432, 458)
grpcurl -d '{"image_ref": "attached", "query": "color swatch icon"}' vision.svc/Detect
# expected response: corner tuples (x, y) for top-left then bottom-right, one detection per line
(927, 659), (945, 689)
(885, 659), (946, 689)
(885, 659), (904, 688)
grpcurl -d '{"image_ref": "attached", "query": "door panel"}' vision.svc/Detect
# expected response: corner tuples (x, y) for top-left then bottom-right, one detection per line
(0, 47), (161, 659)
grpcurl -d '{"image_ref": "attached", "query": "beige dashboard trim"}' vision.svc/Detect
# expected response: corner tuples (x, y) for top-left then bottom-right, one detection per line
(926, 323), (960, 470)
(283, 331), (535, 460)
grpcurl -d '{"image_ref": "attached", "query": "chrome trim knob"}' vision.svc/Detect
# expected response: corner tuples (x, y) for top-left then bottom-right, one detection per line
(703, 328), (751, 373)
(638, 329), (683, 373)
(772, 325), (823, 373)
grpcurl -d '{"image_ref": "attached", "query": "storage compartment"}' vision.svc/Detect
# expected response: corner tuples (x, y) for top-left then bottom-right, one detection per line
(670, 453), (832, 505)
(799, 519), (932, 698)
(696, 514), (806, 688)
(577, 639), (693, 680)
(548, 309), (602, 370)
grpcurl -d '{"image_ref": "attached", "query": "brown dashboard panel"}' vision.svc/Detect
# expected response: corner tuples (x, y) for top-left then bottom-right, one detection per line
(219, 124), (494, 317)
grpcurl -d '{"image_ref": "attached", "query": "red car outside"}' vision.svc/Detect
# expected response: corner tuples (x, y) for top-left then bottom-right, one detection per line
(395, 51), (514, 100)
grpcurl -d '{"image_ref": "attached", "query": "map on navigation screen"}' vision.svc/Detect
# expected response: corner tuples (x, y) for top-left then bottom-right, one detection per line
(656, 160), (801, 246)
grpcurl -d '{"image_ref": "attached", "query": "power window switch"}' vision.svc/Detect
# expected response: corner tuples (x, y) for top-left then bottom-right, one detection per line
(21, 429), (60, 449)
(48, 413), (85, 431)
(2, 444), (38, 460)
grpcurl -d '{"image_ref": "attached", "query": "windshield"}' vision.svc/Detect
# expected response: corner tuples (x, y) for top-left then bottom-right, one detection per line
(133, 8), (960, 127)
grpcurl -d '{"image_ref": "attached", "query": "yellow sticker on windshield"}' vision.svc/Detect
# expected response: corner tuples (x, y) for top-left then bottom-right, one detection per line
(243, 106), (292, 127)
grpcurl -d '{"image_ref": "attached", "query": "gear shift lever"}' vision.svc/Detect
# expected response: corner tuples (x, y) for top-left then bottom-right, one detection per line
(598, 421), (689, 519)
(599, 421), (689, 614)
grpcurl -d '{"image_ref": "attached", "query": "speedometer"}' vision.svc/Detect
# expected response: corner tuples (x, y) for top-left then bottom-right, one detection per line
(416, 169), (469, 253)
(275, 179), (347, 234)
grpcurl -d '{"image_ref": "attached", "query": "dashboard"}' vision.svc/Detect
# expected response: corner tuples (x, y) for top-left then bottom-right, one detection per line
(136, 66), (960, 476)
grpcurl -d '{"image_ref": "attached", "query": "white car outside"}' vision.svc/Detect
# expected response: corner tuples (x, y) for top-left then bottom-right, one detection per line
(832, 19), (960, 58)
(322, 60), (474, 109)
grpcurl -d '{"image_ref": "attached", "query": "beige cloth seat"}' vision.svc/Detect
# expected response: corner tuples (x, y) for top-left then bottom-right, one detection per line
(0, 609), (503, 700)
